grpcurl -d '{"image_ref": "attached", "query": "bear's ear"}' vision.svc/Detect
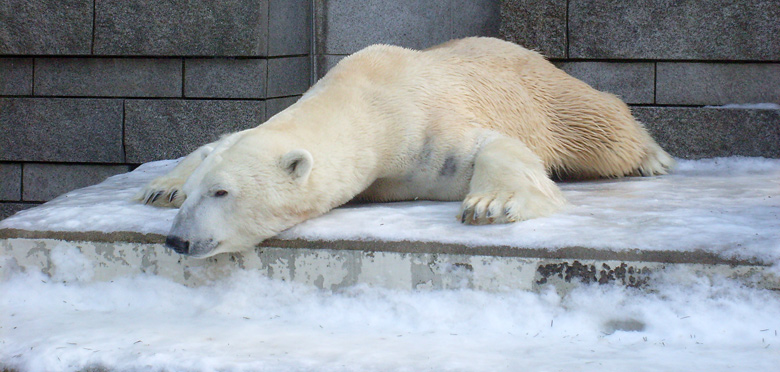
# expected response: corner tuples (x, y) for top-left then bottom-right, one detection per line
(281, 149), (313, 183)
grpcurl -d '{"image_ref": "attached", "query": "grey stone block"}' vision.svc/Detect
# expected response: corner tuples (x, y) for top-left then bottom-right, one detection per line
(22, 163), (129, 202)
(633, 107), (780, 159)
(95, 0), (269, 56)
(557, 62), (655, 104)
(500, 0), (566, 58)
(266, 96), (301, 121)
(269, 0), (312, 56)
(125, 100), (266, 163)
(0, 58), (33, 95)
(319, 0), (452, 54)
(0, 98), (123, 163)
(35, 58), (182, 97)
(657, 63), (780, 106)
(0, 163), (21, 201)
(451, 0), (500, 39)
(267, 57), (312, 97)
(569, 0), (780, 60)
(0, 203), (34, 221)
(185, 59), (266, 99)
(316, 55), (346, 79)
(0, 0), (92, 55)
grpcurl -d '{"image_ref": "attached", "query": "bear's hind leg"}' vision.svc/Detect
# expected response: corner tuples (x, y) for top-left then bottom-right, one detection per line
(460, 137), (566, 225)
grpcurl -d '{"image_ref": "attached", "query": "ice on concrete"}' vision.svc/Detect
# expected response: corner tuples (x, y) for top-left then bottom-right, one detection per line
(1, 157), (779, 263)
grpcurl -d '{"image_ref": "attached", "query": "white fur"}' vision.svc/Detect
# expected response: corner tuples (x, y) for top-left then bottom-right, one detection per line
(135, 37), (674, 257)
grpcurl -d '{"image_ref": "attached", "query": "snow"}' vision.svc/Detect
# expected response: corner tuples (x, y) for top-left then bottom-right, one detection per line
(2, 157), (779, 264)
(1, 256), (779, 371)
(0, 160), (181, 236)
(704, 103), (780, 110)
(2, 158), (780, 371)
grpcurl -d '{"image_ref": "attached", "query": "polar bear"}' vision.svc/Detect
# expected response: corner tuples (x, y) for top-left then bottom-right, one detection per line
(136, 37), (674, 258)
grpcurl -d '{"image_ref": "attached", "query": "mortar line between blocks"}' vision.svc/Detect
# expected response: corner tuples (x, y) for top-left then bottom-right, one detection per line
(565, 0), (570, 59)
(91, 0), (96, 55)
(181, 58), (186, 98)
(30, 58), (36, 96)
(264, 56), (269, 99)
(310, 0), (317, 86)
(121, 100), (127, 163)
(18, 162), (24, 201)
(449, 0), (454, 40)
(268, 0), (271, 56)
(653, 62), (658, 104)
(266, 0), (272, 98)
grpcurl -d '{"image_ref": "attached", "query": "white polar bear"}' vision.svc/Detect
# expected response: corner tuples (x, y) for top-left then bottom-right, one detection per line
(136, 37), (674, 258)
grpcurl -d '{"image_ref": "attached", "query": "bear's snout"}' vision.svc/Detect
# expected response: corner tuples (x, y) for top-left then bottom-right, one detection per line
(166, 235), (190, 255)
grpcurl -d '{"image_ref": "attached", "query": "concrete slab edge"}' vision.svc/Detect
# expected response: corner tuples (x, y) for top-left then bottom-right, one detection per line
(2, 238), (777, 293)
(0, 228), (766, 266)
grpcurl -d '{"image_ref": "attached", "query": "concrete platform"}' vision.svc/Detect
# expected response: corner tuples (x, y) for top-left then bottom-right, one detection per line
(1, 157), (779, 292)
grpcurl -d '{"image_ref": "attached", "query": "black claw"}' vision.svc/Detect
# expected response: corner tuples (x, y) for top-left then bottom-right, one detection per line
(144, 192), (155, 205)
(485, 209), (492, 219)
(168, 190), (178, 203)
(150, 191), (162, 204)
(461, 209), (468, 224)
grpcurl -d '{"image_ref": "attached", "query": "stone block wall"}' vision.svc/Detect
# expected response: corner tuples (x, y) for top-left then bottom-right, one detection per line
(314, 0), (500, 76)
(2, 0), (778, 218)
(0, 0), (312, 218)
(0, 0), (499, 218)
(501, 0), (780, 159)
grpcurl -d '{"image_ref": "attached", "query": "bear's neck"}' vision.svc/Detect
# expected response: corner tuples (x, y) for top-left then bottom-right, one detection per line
(262, 82), (415, 212)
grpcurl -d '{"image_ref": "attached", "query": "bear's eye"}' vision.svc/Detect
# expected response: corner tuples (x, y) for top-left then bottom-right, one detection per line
(214, 190), (228, 197)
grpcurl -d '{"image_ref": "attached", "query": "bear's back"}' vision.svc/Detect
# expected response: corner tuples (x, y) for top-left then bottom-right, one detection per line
(418, 37), (650, 179)
(317, 37), (655, 179)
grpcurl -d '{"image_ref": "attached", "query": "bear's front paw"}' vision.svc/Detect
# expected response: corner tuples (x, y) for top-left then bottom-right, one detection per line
(134, 177), (187, 208)
(459, 191), (565, 225)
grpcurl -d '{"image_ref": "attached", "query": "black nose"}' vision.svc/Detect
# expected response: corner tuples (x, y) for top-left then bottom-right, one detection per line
(165, 235), (190, 254)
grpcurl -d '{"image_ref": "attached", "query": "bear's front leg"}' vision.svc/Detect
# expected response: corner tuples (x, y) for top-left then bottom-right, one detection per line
(460, 137), (566, 225)
(134, 143), (216, 208)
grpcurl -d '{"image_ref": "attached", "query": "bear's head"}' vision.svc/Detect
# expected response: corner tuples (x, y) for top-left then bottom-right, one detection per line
(165, 135), (316, 257)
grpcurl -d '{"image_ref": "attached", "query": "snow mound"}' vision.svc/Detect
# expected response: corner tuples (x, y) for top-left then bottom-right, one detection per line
(1, 267), (778, 371)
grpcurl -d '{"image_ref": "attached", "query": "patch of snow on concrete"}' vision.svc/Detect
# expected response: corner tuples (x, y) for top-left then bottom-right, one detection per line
(0, 160), (180, 235)
(704, 103), (780, 110)
(1, 157), (779, 263)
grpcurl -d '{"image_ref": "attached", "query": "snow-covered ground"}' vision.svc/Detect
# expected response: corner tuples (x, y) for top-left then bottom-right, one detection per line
(2, 157), (779, 264)
(1, 260), (779, 371)
(1, 157), (780, 371)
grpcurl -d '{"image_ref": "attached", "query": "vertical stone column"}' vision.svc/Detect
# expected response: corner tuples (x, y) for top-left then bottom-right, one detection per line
(314, 0), (500, 78)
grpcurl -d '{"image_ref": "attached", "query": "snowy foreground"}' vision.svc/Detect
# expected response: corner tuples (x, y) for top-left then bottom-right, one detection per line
(1, 263), (779, 371)
(1, 157), (780, 371)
